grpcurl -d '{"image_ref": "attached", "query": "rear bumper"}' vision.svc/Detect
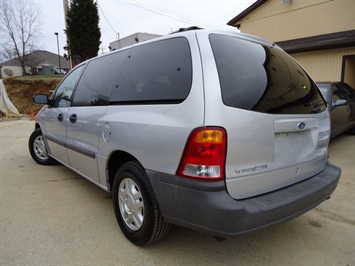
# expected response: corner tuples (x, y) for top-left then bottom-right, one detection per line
(147, 161), (341, 237)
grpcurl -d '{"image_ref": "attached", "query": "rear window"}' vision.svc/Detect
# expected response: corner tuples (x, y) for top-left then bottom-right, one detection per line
(209, 34), (326, 114)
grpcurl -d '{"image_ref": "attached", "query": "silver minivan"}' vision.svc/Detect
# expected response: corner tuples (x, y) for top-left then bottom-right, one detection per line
(29, 28), (341, 246)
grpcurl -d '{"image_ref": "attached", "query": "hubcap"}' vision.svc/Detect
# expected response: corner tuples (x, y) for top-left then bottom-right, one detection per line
(33, 135), (49, 160)
(118, 178), (144, 231)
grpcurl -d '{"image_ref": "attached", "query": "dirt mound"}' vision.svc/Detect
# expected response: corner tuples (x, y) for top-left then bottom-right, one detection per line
(2, 78), (60, 115)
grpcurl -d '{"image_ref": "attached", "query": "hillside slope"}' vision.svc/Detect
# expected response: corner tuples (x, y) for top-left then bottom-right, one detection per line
(2, 78), (60, 116)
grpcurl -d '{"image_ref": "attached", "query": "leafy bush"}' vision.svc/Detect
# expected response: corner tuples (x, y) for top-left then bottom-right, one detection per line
(3, 68), (14, 77)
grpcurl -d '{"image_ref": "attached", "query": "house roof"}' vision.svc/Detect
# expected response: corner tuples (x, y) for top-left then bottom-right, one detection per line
(227, 0), (355, 53)
(227, 0), (266, 28)
(276, 30), (355, 53)
(0, 50), (69, 69)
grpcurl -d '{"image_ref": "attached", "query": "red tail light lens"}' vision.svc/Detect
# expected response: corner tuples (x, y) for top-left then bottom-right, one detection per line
(176, 127), (227, 180)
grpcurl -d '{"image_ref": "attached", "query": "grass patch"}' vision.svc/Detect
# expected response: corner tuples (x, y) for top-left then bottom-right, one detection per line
(15, 74), (64, 81)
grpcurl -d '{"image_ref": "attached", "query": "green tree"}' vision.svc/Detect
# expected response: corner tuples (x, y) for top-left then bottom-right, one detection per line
(66, 0), (101, 66)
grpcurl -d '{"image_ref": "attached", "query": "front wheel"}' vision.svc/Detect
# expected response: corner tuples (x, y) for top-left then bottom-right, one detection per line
(112, 162), (170, 246)
(28, 128), (56, 165)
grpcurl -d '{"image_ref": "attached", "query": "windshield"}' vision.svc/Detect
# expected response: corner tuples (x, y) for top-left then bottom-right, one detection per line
(316, 85), (329, 100)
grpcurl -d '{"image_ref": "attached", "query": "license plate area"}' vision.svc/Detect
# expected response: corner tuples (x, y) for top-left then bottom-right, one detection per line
(274, 131), (316, 166)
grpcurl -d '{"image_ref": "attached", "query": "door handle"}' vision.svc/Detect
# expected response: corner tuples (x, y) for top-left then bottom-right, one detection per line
(57, 113), (63, 122)
(69, 114), (77, 123)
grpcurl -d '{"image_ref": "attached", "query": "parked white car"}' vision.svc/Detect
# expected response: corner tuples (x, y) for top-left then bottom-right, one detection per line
(54, 68), (66, 75)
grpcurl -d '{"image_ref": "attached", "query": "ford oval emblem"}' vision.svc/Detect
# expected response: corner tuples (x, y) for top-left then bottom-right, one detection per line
(298, 122), (306, 130)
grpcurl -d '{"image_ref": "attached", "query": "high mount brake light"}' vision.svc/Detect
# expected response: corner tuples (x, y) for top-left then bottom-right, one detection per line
(176, 127), (227, 180)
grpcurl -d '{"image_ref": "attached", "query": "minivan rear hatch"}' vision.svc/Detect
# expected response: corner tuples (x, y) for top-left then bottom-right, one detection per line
(206, 33), (329, 199)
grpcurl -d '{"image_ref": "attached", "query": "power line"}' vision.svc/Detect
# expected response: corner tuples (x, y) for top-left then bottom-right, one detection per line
(122, 1), (237, 31)
(125, 1), (208, 28)
(138, 2), (208, 26)
(96, 1), (119, 36)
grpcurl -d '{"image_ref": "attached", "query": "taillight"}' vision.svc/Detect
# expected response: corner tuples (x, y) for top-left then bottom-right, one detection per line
(176, 127), (227, 180)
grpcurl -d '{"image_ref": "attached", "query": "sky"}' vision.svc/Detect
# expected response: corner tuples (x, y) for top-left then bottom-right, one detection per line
(31, 0), (256, 55)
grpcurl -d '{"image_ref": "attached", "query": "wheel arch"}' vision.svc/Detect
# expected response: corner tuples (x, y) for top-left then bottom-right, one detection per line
(107, 150), (142, 191)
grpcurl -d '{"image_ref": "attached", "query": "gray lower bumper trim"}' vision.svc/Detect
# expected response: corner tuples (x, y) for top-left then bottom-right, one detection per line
(147, 161), (341, 237)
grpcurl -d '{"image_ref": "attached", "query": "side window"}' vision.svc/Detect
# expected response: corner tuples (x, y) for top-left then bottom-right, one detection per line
(332, 84), (346, 102)
(340, 83), (355, 99)
(72, 50), (129, 106)
(109, 37), (192, 104)
(52, 64), (85, 107)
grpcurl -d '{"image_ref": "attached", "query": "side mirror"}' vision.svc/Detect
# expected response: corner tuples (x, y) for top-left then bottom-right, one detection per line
(333, 99), (347, 107)
(33, 94), (49, 104)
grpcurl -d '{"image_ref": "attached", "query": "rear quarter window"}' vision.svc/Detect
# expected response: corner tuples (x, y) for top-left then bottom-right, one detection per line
(72, 50), (130, 106)
(209, 34), (326, 114)
(110, 37), (192, 104)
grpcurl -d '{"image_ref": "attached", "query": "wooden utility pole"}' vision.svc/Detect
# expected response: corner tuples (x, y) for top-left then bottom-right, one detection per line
(63, 0), (73, 70)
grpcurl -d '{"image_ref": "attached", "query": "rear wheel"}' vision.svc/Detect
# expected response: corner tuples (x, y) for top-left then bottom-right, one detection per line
(28, 128), (56, 165)
(112, 162), (170, 246)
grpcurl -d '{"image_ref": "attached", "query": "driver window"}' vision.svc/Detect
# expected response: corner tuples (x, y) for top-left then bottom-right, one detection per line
(341, 83), (355, 99)
(52, 64), (85, 107)
(332, 84), (346, 102)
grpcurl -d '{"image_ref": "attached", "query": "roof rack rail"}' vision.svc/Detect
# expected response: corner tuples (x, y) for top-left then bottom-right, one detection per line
(170, 26), (203, 34)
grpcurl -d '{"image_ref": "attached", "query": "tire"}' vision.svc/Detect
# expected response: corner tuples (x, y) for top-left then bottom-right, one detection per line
(112, 162), (170, 246)
(348, 125), (355, 135)
(28, 128), (56, 165)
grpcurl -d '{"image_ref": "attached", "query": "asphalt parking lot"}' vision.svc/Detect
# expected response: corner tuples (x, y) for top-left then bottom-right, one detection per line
(1, 119), (354, 265)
